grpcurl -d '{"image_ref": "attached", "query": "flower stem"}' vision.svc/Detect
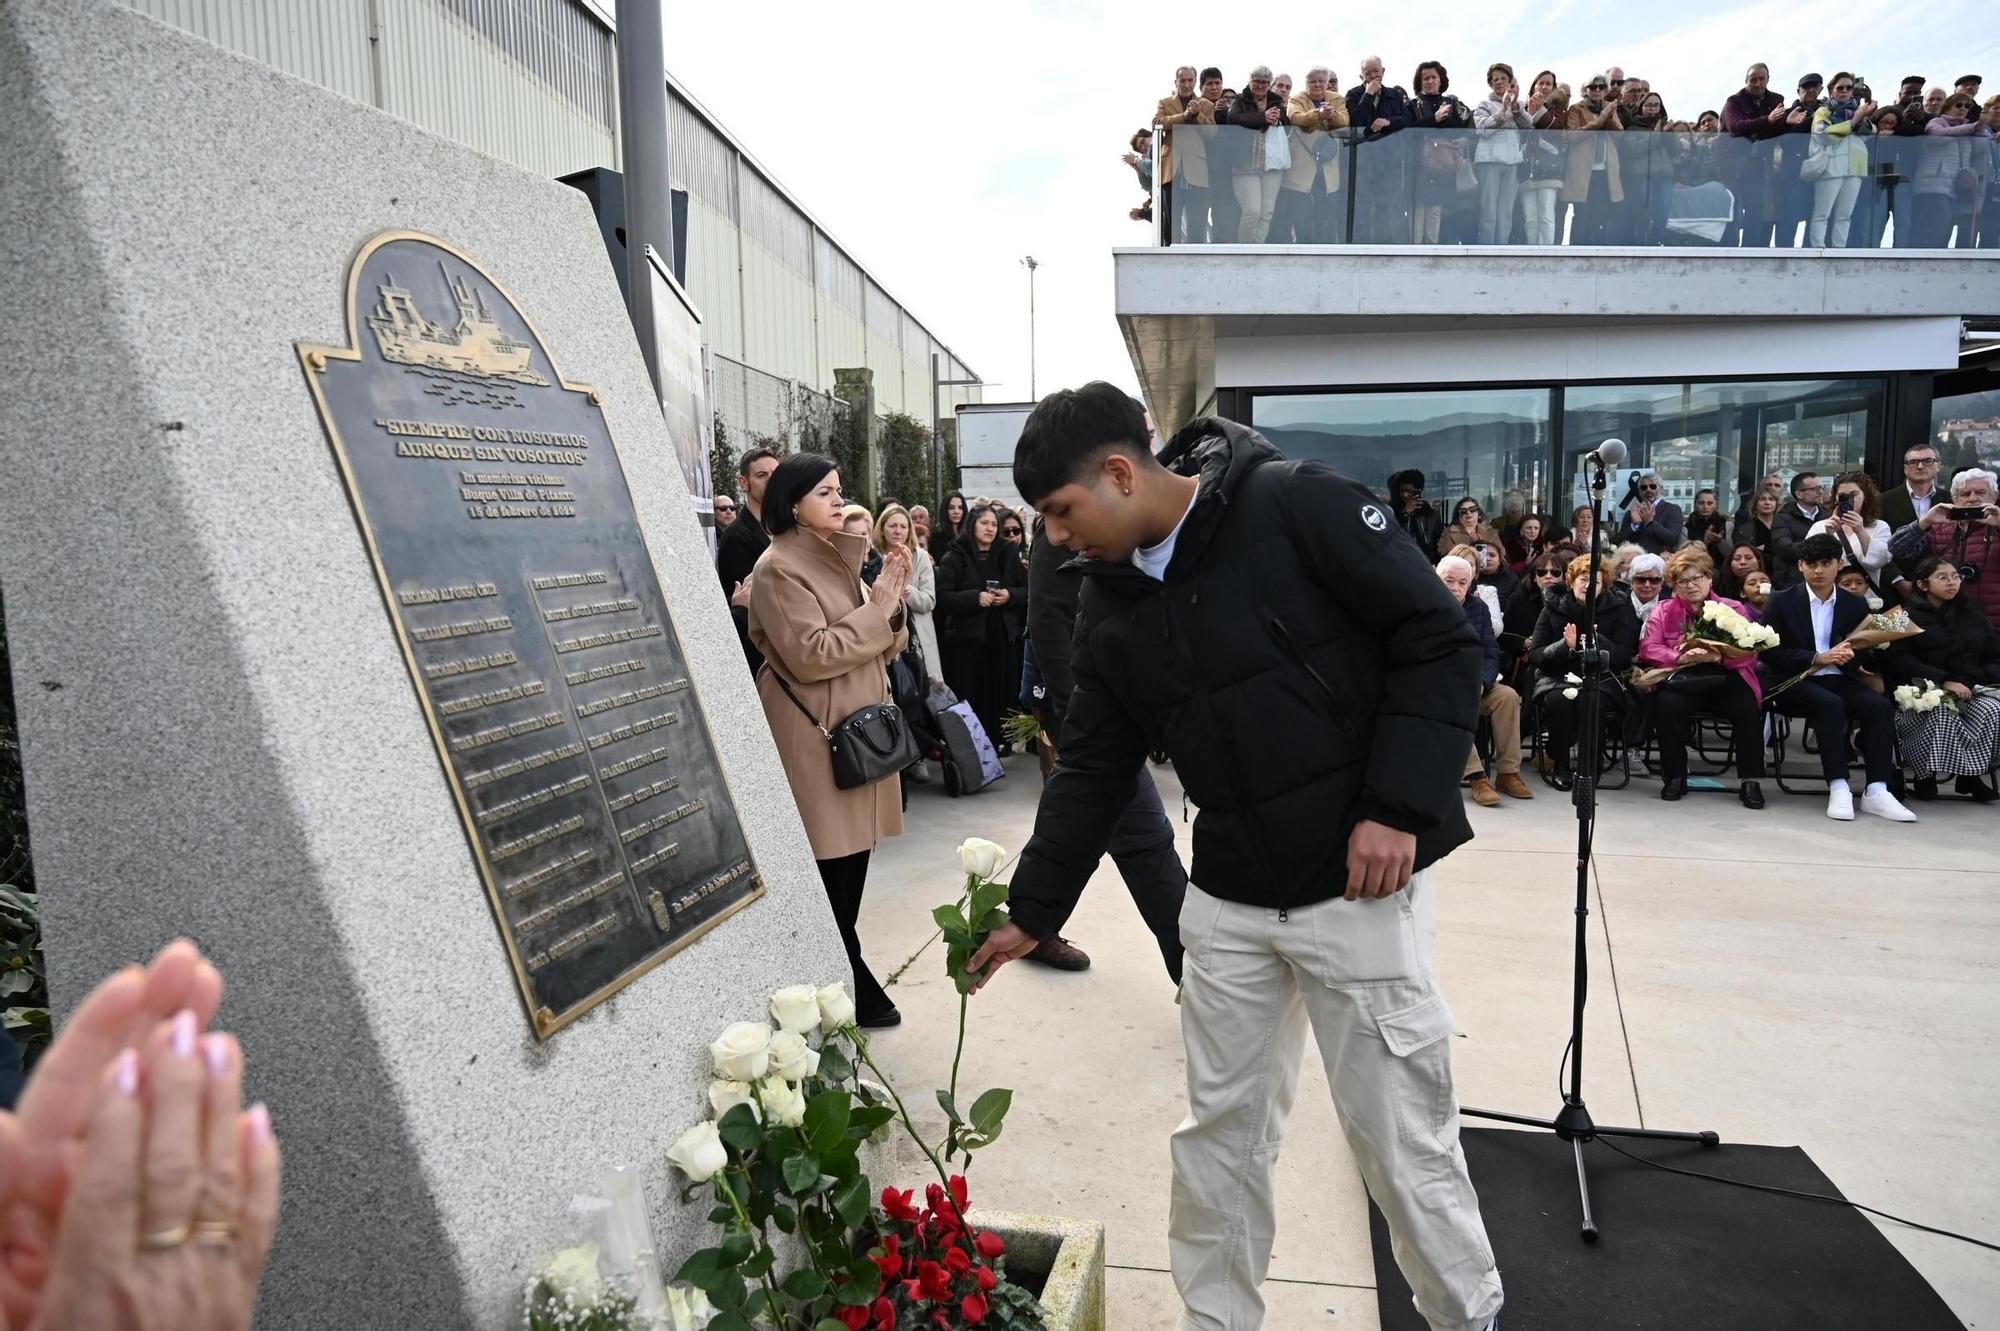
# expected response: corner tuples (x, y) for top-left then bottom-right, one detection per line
(946, 992), (968, 1160)
(720, 1166), (794, 1330)
(851, 1032), (984, 1264)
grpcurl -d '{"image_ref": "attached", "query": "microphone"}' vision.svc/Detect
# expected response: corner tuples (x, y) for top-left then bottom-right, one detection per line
(1585, 437), (1627, 469)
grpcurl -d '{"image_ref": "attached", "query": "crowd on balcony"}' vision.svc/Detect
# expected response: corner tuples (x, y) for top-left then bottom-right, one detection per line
(1394, 444), (2000, 817)
(1142, 60), (2000, 249)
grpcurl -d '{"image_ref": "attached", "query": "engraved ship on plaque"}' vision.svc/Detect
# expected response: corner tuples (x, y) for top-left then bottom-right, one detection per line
(366, 262), (549, 386)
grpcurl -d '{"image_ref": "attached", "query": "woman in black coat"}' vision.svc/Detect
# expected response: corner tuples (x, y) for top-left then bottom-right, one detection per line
(1528, 554), (1641, 788)
(935, 507), (1030, 748)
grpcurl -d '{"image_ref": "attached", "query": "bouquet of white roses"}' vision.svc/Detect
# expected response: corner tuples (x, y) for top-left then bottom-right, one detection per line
(1683, 600), (1780, 658)
(1893, 679), (1959, 715)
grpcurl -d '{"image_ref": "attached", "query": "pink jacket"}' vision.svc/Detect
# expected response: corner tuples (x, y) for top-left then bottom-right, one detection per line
(1638, 593), (1765, 705)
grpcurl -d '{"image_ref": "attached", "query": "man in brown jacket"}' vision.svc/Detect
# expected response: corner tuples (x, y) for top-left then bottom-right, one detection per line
(1155, 65), (1217, 244)
(1284, 66), (1350, 242)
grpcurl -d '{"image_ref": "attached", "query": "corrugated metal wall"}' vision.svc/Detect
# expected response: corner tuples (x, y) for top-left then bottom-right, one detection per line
(120, 0), (976, 420)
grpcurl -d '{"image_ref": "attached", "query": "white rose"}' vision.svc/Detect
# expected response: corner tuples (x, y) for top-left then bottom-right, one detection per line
(709, 1079), (761, 1122)
(767, 1030), (821, 1082)
(816, 981), (856, 1033)
(769, 984), (822, 1035)
(758, 1075), (807, 1128)
(709, 1022), (772, 1081)
(543, 1242), (605, 1305)
(1564, 672), (1582, 684)
(667, 1120), (728, 1182)
(957, 837), (1007, 880)
(667, 1283), (716, 1331)
(1563, 687), (1579, 700)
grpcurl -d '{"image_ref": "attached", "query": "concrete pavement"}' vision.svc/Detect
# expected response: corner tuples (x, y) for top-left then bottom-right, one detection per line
(855, 756), (2000, 1329)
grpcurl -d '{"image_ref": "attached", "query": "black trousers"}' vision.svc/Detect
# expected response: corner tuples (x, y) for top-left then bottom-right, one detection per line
(817, 850), (894, 1020)
(1108, 767), (1188, 984)
(1539, 680), (1624, 769)
(1653, 669), (1766, 781)
(1767, 672), (1896, 785)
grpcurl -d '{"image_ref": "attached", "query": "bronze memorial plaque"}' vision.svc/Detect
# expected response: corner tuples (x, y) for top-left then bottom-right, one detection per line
(298, 231), (762, 1039)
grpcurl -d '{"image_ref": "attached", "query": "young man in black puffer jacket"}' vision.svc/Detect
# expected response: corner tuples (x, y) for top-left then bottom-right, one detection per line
(969, 384), (1503, 1331)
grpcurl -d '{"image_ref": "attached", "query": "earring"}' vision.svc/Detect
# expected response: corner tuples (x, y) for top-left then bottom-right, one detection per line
(1122, 487), (1132, 497)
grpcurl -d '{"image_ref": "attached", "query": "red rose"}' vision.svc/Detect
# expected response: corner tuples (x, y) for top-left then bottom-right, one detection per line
(944, 1245), (972, 1275)
(882, 1188), (921, 1223)
(961, 1292), (990, 1325)
(976, 1265), (997, 1292)
(836, 1306), (870, 1331)
(917, 1259), (952, 1300)
(975, 1230), (1006, 1260)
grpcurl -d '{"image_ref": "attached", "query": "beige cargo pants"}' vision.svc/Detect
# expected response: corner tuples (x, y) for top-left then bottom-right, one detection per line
(1168, 869), (1503, 1331)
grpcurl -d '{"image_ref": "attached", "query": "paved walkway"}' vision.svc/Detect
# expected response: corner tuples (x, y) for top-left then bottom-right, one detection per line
(858, 756), (2000, 1329)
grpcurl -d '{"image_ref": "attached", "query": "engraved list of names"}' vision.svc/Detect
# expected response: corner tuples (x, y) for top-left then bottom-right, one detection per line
(298, 231), (760, 1038)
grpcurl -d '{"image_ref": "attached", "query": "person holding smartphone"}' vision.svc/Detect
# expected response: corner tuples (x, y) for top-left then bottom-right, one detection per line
(935, 505), (1030, 749)
(1888, 466), (2000, 624)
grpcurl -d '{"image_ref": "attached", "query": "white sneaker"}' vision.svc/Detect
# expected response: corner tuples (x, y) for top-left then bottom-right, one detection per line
(1860, 789), (1919, 823)
(1826, 786), (1855, 821)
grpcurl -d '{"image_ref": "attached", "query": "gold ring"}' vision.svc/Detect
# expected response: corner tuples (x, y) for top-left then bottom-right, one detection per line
(193, 1220), (238, 1246)
(139, 1224), (192, 1250)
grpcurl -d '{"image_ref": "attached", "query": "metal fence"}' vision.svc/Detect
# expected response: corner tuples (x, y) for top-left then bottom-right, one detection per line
(708, 352), (850, 453)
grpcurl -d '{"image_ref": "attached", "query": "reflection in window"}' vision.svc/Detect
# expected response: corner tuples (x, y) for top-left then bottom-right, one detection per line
(1930, 387), (2000, 481)
(1250, 388), (1552, 534)
(1562, 379), (1880, 521)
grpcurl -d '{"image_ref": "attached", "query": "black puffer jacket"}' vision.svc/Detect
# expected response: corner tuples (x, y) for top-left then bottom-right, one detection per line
(1527, 585), (1641, 693)
(1007, 418), (1481, 939)
(1026, 526), (1084, 748)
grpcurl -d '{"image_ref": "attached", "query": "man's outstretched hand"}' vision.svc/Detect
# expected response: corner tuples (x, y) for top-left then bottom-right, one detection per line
(964, 923), (1040, 995)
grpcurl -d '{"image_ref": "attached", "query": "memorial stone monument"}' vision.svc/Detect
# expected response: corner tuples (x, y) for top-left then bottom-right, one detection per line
(0, 1), (849, 1323)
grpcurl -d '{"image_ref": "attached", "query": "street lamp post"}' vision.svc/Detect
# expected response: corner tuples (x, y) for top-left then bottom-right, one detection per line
(930, 352), (982, 510)
(1020, 255), (1039, 400)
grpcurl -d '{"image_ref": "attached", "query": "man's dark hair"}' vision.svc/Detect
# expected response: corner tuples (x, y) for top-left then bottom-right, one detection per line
(1388, 467), (1426, 494)
(760, 452), (836, 537)
(738, 445), (780, 478)
(1904, 441), (1940, 461)
(1200, 66), (1223, 85)
(1696, 487), (1716, 499)
(1789, 471), (1819, 496)
(1013, 382), (1154, 504)
(1794, 532), (1843, 565)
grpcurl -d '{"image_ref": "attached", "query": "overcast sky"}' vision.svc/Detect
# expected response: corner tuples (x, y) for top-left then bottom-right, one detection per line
(656, 3), (1997, 406)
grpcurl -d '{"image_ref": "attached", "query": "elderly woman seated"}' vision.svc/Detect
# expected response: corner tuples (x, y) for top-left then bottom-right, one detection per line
(1438, 554), (1533, 807)
(1528, 553), (1640, 790)
(1635, 546), (1769, 808)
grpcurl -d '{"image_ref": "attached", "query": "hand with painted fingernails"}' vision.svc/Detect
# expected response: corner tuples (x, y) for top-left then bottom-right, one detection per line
(2, 939), (223, 1325)
(10, 1010), (280, 1331)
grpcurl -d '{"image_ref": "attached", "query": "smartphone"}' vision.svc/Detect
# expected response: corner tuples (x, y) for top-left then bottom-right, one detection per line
(984, 580), (1000, 591)
(1948, 505), (1988, 520)
(1837, 492), (1855, 514)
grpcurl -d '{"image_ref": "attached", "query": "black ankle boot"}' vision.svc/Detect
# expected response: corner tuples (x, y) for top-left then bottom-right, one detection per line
(1957, 776), (1998, 803)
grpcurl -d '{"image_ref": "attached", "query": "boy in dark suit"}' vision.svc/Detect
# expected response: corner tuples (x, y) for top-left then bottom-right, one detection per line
(1760, 533), (1919, 822)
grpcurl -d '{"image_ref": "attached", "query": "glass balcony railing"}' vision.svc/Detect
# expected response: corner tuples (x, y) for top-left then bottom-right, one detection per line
(1152, 125), (1999, 250)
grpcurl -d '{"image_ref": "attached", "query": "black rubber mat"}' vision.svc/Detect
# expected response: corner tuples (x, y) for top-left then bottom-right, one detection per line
(1368, 1126), (1967, 1329)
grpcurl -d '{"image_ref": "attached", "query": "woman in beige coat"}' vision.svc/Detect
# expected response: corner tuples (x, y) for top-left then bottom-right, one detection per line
(749, 453), (910, 1027)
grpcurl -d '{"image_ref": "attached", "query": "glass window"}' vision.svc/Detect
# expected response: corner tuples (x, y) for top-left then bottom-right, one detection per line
(1562, 379), (1880, 525)
(1250, 388), (1553, 534)
(1930, 387), (2000, 481)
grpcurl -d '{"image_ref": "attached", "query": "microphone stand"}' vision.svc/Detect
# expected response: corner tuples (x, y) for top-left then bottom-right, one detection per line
(1458, 450), (1719, 1242)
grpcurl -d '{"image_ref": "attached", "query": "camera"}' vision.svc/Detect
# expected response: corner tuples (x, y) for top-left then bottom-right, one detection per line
(1837, 492), (1856, 514)
(1960, 563), (1982, 585)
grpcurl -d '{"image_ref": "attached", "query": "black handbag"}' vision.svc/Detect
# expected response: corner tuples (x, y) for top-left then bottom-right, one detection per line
(766, 667), (920, 790)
